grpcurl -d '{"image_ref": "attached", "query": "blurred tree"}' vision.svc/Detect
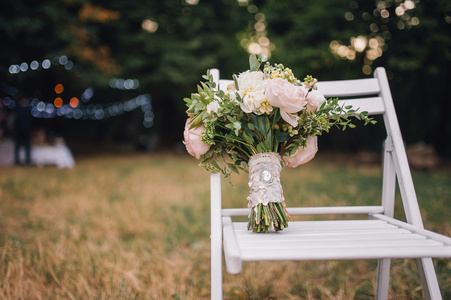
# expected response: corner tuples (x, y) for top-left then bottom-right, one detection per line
(258, 0), (451, 156)
(0, 0), (251, 148)
(95, 0), (252, 146)
(1, 0), (450, 156)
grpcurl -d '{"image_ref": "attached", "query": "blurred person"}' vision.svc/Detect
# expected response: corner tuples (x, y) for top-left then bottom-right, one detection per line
(14, 95), (32, 165)
(0, 97), (6, 142)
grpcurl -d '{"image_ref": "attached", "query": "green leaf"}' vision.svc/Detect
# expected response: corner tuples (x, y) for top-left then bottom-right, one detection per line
(249, 55), (260, 71)
(242, 131), (254, 145)
(256, 142), (267, 153)
(228, 163), (239, 174)
(243, 122), (256, 139)
(190, 113), (203, 128)
(209, 160), (221, 172)
(256, 115), (268, 135)
(233, 74), (239, 90)
(275, 131), (290, 142)
(265, 128), (272, 150)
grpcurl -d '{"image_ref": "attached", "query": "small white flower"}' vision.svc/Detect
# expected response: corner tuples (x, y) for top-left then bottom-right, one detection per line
(306, 90), (326, 112)
(206, 100), (221, 115)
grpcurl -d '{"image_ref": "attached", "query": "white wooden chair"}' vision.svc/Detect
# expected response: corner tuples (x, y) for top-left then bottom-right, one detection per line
(209, 67), (451, 299)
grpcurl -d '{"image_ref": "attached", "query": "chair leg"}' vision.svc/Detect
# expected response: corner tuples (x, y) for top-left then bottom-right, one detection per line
(211, 172), (223, 299)
(376, 258), (391, 300)
(211, 235), (223, 299)
(416, 258), (442, 300)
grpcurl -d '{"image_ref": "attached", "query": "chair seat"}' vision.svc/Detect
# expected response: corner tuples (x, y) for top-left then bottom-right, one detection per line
(222, 214), (451, 274)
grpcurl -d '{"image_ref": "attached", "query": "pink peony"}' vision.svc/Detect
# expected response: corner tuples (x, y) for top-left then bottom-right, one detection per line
(283, 136), (318, 168)
(184, 118), (210, 159)
(266, 78), (308, 127)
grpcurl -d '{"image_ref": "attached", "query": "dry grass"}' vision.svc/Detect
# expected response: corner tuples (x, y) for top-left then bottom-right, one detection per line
(0, 153), (450, 299)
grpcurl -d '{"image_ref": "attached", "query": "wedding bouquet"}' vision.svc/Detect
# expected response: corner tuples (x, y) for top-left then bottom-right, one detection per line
(184, 55), (375, 232)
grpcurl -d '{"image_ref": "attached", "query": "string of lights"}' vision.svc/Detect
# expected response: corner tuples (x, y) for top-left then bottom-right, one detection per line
(3, 55), (153, 128)
(2, 93), (154, 129)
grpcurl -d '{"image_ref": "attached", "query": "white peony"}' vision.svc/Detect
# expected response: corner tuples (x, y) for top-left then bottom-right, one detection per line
(235, 71), (270, 115)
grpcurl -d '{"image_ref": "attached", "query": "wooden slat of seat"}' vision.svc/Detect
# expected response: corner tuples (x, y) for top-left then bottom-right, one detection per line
(372, 214), (451, 245)
(236, 232), (427, 243)
(222, 218), (451, 274)
(242, 246), (451, 262)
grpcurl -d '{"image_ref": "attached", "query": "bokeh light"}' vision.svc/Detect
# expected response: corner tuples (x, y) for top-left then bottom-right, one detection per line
(55, 84), (64, 94)
(109, 78), (140, 90)
(351, 36), (367, 52)
(142, 19), (158, 33)
(240, 8), (274, 57)
(20, 62), (28, 72)
(42, 59), (51, 69)
(70, 97), (79, 108)
(345, 12), (354, 21)
(30, 60), (39, 70)
(54, 97), (63, 108)
(6, 55), (152, 126)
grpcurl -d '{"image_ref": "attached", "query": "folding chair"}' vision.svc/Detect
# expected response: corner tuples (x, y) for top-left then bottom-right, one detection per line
(209, 67), (451, 299)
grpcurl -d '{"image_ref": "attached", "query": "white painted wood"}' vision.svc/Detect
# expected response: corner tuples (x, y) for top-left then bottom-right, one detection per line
(226, 221), (451, 262)
(218, 79), (233, 91)
(316, 78), (380, 97)
(222, 206), (385, 217)
(222, 217), (242, 274)
(381, 137), (396, 218)
(338, 97), (385, 115)
(376, 258), (391, 300)
(375, 67), (424, 227)
(209, 67), (451, 299)
(218, 75), (382, 98)
(417, 258), (443, 300)
(210, 173), (223, 300)
(372, 214), (451, 245)
(210, 69), (220, 88)
(378, 139), (395, 299)
(374, 67), (442, 299)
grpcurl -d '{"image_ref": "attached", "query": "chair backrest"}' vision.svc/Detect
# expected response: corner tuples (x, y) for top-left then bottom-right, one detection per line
(210, 67), (425, 228)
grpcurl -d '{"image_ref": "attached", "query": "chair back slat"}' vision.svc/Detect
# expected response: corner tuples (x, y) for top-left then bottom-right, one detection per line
(218, 78), (385, 115)
(316, 78), (380, 97)
(218, 79), (233, 91)
(338, 97), (385, 115)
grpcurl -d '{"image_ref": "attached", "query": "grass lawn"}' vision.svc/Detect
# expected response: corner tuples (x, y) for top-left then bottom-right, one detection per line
(0, 153), (450, 299)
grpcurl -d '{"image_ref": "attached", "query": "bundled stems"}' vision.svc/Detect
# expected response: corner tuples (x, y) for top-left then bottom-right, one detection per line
(247, 202), (292, 233)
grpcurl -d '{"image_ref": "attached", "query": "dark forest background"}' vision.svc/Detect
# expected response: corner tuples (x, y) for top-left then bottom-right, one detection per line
(1, 0), (450, 157)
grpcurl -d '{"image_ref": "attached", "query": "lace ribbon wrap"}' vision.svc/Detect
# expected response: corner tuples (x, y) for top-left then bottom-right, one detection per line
(247, 152), (285, 209)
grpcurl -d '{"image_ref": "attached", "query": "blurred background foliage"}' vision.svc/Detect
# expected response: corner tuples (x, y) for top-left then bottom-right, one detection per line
(1, 0), (450, 156)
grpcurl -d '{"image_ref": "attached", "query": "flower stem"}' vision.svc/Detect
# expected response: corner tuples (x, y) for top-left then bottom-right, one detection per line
(248, 203), (291, 233)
